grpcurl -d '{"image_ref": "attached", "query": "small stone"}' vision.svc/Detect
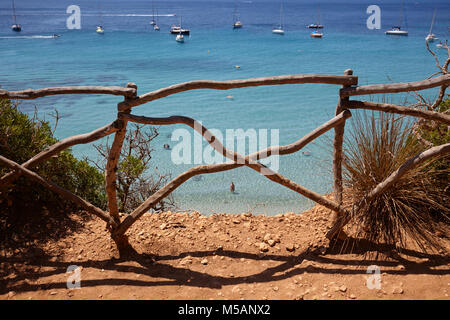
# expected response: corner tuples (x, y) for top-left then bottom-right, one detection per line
(349, 294), (356, 299)
(201, 258), (208, 265)
(397, 264), (405, 271)
(268, 239), (275, 247)
(339, 285), (347, 293)
(392, 287), (404, 294)
(232, 219), (240, 224)
(7, 291), (15, 298)
(263, 233), (272, 242)
(98, 294), (103, 298)
(159, 223), (167, 230)
(259, 243), (269, 252)
(273, 286), (279, 292)
(286, 244), (295, 252)
(50, 291), (58, 295)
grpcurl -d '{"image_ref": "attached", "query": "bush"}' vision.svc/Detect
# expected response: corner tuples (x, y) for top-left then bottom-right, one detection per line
(0, 99), (106, 245)
(342, 111), (449, 252)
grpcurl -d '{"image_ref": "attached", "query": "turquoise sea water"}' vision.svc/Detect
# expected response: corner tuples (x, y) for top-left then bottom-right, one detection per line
(1, 0), (449, 215)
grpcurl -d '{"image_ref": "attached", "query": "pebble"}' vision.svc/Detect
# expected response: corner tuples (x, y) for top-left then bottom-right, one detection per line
(392, 287), (404, 294)
(50, 291), (58, 295)
(7, 291), (15, 298)
(285, 244), (295, 252)
(201, 258), (208, 265)
(339, 285), (347, 293)
(349, 294), (356, 299)
(268, 239), (275, 247)
(259, 243), (269, 252)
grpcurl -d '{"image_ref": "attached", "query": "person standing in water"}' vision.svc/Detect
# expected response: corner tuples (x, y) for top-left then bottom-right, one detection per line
(230, 182), (235, 193)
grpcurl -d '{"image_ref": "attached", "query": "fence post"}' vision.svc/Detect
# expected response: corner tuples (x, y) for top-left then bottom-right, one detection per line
(332, 69), (353, 226)
(105, 82), (137, 226)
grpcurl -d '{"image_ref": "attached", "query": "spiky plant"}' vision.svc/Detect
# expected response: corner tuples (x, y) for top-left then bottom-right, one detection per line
(343, 111), (449, 252)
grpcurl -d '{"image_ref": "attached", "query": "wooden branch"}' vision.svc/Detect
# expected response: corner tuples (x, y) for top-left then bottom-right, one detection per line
(343, 100), (450, 125)
(113, 112), (352, 236)
(326, 143), (450, 240)
(118, 74), (358, 111)
(0, 155), (117, 227)
(0, 121), (120, 189)
(430, 85), (448, 111)
(333, 69), (353, 218)
(104, 83), (137, 224)
(0, 86), (137, 100)
(340, 74), (450, 98)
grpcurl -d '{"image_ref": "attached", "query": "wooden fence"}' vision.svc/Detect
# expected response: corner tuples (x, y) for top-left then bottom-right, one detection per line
(0, 71), (449, 248)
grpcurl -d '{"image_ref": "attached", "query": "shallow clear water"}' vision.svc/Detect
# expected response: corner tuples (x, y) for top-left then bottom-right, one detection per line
(1, 0), (449, 214)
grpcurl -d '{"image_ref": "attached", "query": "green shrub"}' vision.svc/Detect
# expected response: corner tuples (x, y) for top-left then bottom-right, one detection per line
(0, 99), (106, 219)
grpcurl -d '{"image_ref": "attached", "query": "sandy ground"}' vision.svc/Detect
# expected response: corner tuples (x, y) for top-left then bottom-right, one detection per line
(1, 202), (449, 300)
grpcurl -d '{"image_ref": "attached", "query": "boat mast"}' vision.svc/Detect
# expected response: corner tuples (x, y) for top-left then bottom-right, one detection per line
(280, 0), (283, 28)
(317, 6), (320, 26)
(12, 0), (18, 25)
(98, 0), (103, 26)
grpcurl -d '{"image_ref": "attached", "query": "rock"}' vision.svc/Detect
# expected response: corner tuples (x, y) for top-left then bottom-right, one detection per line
(397, 264), (405, 271)
(339, 285), (347, 293)
(50, 291), (58, 295)
(268, 239), (275, 247)
(232, 219), (240, 224)
(201, 258), (208, 265)
(263, 233), (272, 242)
(272, 286), (279, 292)
(259, 243), (269, 252)
(159, 223), (167, 230)
(286, 244), (295, 252)
(349, 294), (356, 299)
(392, 287), (404, 294)
(7, 291), (15, 298)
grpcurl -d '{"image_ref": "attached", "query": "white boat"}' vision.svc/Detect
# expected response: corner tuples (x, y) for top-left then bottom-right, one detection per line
(175, 33), (184, 42)
(307, 7), (323, 29)
(175, 16), (185, 42)
(153, 8), (160, 31)
(425, 8), (438, 42)
(11, 0), (21, 32)
(310, 30), (323, 38)
(233, 2), (243, 29)
(386, 1), (408, 36)
(385, 27), (408, 36)
(150, 1), (156, 25)
(272, 1), (285, 35)
(96, 25), (104, 34)
(436, 41), (448, 49)
(96, 1), (104, 34)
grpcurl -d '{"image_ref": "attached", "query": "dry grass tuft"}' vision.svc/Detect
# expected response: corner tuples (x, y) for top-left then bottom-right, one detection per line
(343, 111), (449, 252)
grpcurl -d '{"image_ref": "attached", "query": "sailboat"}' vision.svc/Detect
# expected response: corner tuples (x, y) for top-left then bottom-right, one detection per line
(307, 7), (323, 29)
(153, 8), (160, 30)
(233, 2), (243, 29)
(11, 0), (21, 32)
(96, 1), (104, 34)
(272, 1), (285, 35)
(386, 0), (408, 36)
(425, 8), (438, 42)
(150, 0), (156, 25)
(175, 17), (185, 43)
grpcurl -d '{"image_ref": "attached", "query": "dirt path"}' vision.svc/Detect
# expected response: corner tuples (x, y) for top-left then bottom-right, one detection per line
(1, 204), (449, 300)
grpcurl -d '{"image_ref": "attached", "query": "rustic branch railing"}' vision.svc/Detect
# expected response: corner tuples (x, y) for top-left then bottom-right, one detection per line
(0, 71), (449, 250)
